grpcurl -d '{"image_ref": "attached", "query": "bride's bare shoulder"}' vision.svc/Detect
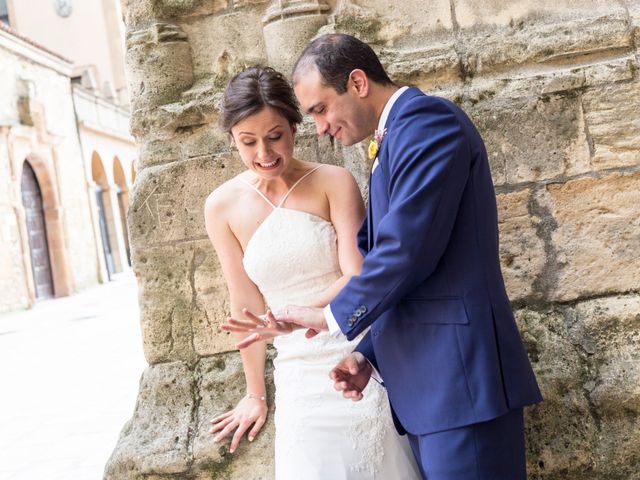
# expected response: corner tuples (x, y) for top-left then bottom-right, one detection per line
(204, 172), (249, 215)
(309, 163), (359, 193)
(309, 163), (357, 183)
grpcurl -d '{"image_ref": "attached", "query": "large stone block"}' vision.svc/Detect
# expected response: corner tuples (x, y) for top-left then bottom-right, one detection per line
(516, 308), (598, 479)
(454, 0), (623, 28)
(152, 0), (229, 18)
(463, 55), (635, 107)
(128, 154), (243, 247)
(496, 189), (546, 301)
(126, 23), (195, 113)
(517, 296), (640, 478)
(457, 10), (631, 76)
(526, 295), (640, 480)
(105, 354), (276, 479)
(469, 93), (590, 185)
(133, 244), (199, 364)
(582, 81), (640, 170)
(262, 1), (330, 74)
(192, 242), (236, 356)
(323, 0), (453, 47)
(130, 91), (221, 143)
(568, 296), (640, 419)
(191, 353), (275, 479)
(546, 172), (640, 302)
(137, 125), (227, 169)
(121, 0), (229, 27)
(180, 12), (267, 83)
(632, 1), (640, 49)
(105, 361), (195, 478)
(382, 45), (461, 90)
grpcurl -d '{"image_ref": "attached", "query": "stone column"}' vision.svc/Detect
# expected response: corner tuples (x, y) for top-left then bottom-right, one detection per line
(108, 1), (640, 479)
(262, 0), (330, 74)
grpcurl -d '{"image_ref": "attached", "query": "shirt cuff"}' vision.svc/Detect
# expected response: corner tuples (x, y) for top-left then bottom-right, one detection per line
(369, 361), (384, 384)
(324, 305), (344, 338)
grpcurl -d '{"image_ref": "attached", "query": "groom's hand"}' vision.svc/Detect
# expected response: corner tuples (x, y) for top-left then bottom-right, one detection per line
(330, 352), (372, 401)
(272, 305), (328, 339)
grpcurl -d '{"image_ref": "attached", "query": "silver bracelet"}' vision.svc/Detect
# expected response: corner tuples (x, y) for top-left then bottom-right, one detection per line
(246, 393), (266, 401)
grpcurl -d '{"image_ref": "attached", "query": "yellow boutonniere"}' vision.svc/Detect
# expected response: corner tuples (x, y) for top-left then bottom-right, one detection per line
(368, 139), (379, 160)
(368, 128), (387, 160)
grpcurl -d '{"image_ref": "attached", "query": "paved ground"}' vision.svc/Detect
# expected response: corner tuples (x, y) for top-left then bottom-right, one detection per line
(0, 272), (147, 480)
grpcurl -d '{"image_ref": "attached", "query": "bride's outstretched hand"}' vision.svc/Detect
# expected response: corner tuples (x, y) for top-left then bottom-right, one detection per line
(219, 309), (301, 349)
(330, 352), (372, 402)
(209, 395), (268, 453)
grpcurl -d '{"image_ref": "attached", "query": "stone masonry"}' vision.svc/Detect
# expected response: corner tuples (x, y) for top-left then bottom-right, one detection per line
(106, 1), (640, 479)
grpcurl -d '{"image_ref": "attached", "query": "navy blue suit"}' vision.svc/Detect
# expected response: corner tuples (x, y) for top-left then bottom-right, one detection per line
(329, 88), (542, 478)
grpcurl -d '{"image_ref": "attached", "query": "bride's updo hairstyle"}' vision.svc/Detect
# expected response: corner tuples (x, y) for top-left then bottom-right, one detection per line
(219, 66), (303, 134)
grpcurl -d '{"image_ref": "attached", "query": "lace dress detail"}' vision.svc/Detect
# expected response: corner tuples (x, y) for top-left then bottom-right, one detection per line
(240, 166), (420, 480)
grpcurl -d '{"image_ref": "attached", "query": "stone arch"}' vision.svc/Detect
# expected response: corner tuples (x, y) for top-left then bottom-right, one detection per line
(113, 156), (131, 266)
(131, 160), (137, 183)
(18, 155), (74, 301)
(91, 151), (121, 277)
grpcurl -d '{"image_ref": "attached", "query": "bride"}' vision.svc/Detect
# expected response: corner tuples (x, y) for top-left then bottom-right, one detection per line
(204, 66), (419, 479)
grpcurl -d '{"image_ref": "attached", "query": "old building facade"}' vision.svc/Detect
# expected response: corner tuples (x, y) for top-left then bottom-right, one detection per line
(106, 1), (640, 479)
(0, 0), (136, 312)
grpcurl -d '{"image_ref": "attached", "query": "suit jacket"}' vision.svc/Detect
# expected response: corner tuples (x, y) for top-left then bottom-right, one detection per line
(330, 87), (542, 435)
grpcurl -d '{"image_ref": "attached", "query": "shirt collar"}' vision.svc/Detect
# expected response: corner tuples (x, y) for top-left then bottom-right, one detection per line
(377, 86), (409, 132)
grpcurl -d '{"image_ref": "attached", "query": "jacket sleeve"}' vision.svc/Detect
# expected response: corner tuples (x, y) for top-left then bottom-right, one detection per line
(356, 216), (369, 257)
(354, 330), (377, 370)
(330, 97), (471, 339)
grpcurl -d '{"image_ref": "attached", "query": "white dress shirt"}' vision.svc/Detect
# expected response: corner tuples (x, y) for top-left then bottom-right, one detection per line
(323, 86), (410, 382)
(324, 86), (409, 337)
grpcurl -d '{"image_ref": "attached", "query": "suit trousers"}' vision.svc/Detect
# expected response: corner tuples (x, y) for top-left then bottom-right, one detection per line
(407, 408), (526, 480)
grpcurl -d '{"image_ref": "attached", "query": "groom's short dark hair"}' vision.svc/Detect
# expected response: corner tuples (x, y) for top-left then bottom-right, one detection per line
(292, 34), (395, 94)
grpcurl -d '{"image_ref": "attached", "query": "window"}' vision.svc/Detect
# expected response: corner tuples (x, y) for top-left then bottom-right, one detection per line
(0, 0), (9, 25)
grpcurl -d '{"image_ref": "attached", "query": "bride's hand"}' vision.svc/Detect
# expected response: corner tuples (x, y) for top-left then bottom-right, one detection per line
(209, 395), (268, 453)
(220, 309), (301, 349)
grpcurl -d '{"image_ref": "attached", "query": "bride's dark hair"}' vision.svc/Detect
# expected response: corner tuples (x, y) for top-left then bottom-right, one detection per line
(219, 66), (303, 133)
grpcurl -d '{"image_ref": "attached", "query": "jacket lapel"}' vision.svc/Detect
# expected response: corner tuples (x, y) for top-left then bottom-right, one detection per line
(367, 175), (374, 250)
(365, 87), (424, 250)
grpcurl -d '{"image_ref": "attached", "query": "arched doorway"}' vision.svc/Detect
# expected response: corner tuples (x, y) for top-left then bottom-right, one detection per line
(91, 152), (117, 279)
(20, 161), (54, 300)
(113, 157), (131, 266)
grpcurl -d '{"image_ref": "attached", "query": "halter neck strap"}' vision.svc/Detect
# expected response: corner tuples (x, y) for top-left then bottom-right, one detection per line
(237, 164), (324, 209)
(276, 165), (322, 208)
(236, 177), (277, 208)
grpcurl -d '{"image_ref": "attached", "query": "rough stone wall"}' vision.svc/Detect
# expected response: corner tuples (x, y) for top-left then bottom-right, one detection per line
(0, 127), (29, 312)
(108, 1), (640, 479)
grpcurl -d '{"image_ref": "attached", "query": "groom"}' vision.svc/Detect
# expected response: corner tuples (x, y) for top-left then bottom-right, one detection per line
(257, 34), (541, 478)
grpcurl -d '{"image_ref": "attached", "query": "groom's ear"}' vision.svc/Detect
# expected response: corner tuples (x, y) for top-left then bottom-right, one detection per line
(348, 69), (369, 98)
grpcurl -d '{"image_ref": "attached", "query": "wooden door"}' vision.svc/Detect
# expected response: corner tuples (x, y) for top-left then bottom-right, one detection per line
(21, 162), (54, 299)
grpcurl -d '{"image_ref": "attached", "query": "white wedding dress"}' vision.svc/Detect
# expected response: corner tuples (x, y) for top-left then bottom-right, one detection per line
(240, 166), (420, 480)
